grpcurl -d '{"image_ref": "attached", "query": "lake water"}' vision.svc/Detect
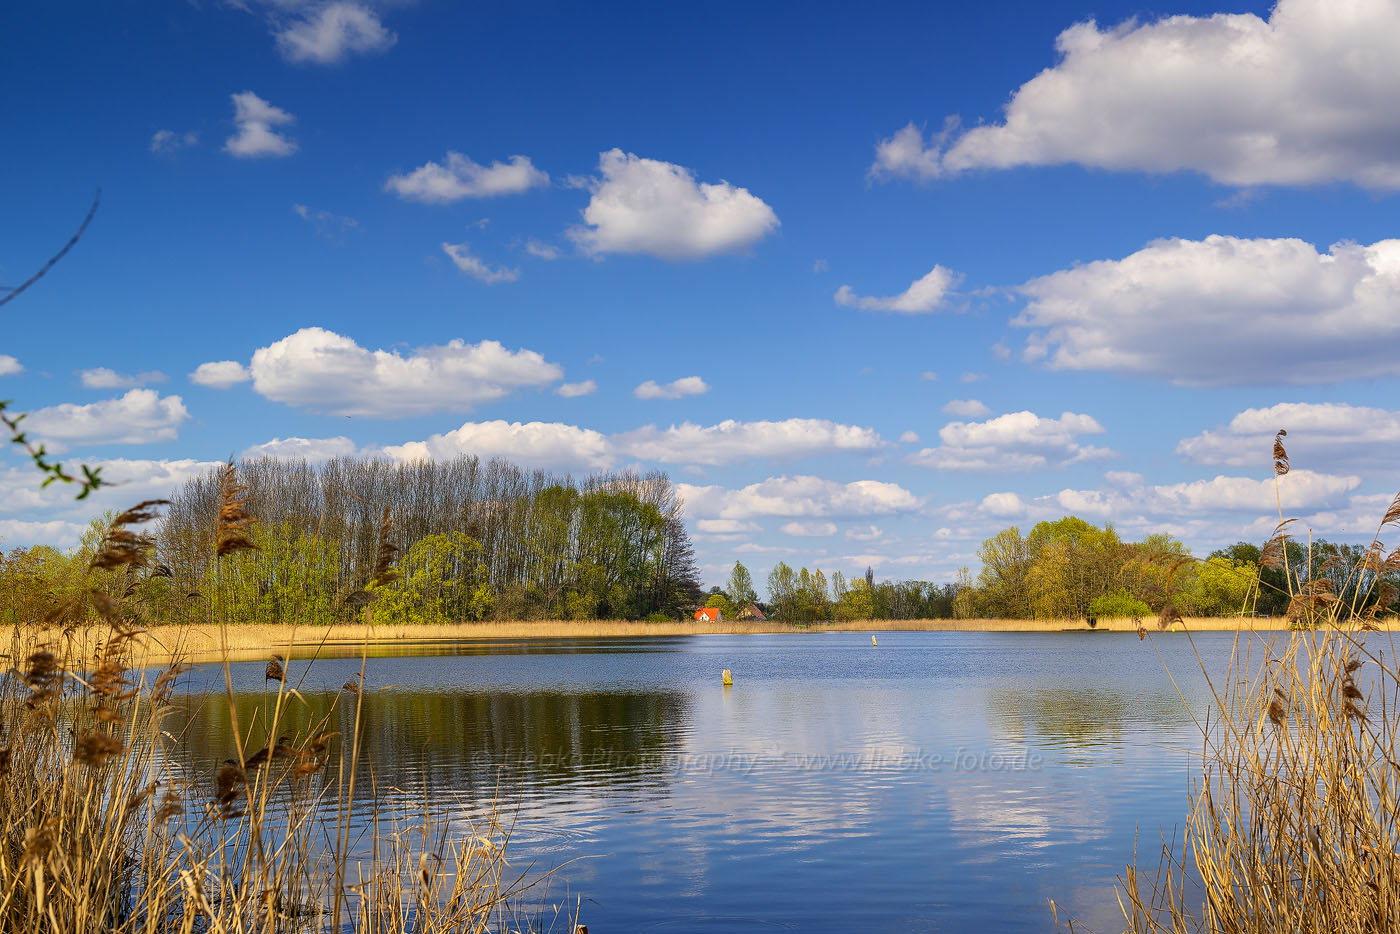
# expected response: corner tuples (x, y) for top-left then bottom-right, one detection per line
(170, 630), (1265, 932)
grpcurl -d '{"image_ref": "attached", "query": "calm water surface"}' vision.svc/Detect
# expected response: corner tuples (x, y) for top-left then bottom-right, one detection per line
(172, 631), (1268, 932)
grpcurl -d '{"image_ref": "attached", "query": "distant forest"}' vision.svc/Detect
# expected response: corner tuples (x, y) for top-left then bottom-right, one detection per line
(1, 457), (702, 625)
(707, 516), (1398, 623)
(1, 459), (1394, 626)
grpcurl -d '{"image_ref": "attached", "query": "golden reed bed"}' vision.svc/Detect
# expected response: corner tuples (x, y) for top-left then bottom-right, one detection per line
(31, 614), (1356, 667)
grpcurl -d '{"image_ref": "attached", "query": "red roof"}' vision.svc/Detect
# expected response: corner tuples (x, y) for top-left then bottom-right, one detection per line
(695, 607), (722, 621)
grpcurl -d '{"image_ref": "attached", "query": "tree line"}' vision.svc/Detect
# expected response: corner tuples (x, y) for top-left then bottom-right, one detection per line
(0, 456), (703, 626)
(4, 476), (1396, 626)
(699, 560), (959, 623)
(706, 516), (1399, 623)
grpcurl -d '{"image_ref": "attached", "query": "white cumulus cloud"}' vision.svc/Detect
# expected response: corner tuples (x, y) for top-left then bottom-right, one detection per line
(569, 149), (779, 259)
(679, 475), (922, 520)
(834, 265), (958, 313)
(556, 380), (597, 398)
(978, 469), (1360, 522)
(442, 242), (520, 284)
(614, 418), (883, 465)
(780, 520), (837, 537)
(190, 360), (252, 388)
(224, 91), (297, 158)
(242, 436), (359, 461)
(23, 389), (189, 450)
(275, 2), (396, 64)
(695, 519), (760, 534)
(0, 355), (22, 376)
(239, 327), (562, 417)
(634, 376), (709, 400)
(1178, 402), (1400, 471)
(1017, 235), (1400, 385)
(79, 367), (167, 389)
(942, 399), (990, 417)
(379, 420), (612, 472)
(912, 411), (1111, 472)
(871, 0), (1400, 189)
(0, 457), (223, 541)
(386, 152), (548, 203)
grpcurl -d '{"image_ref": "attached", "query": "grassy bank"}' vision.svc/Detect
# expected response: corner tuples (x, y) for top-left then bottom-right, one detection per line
(55, 614), (1332, 666)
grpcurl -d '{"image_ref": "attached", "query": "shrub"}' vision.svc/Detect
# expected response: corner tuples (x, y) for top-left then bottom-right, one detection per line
(1088, 589), (1151, 619)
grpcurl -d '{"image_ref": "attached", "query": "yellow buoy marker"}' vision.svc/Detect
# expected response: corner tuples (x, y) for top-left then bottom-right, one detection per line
(872, 635), (877, 647)
(721, 669), (733, 685)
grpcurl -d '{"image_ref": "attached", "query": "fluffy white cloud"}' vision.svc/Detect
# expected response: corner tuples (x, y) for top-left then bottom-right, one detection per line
(869, 121), (953, 182)
(275, 2), (395, 64)
(1016, 235), (1400, 385)
(386, 153), (548, 202)
(942, 399), (989, 417)
(846, 524), (884, 541)
(1178, 402), (1400, 470)
(224, 91), (296, 158)
(634, 376), (709, 400)
(149, 129), (197, 154)
(0, 355), (22, 376)
(911, 411), (1111, 472)
(898, 430), (920, 444)
(79, 367), (167, 389)
(872, 0), (1400, 189)
(695, 518), (760, 534)
(614, 418), (883, 465)
(190, 360), (252, 388)
(679, 475), (922, 520)
(379, 420), (612, 472)
(0, 519), (89, 549)
(780, 520), (837, 537)
(25, 389), (189, 449)
(556, 380), (597, 398)
(569, 149), (779, 259)
(242, 436), (358, 461)
(975, 470), (1361, 535)
(0, 459), (221, 526)
(243, 327), (562, 417)
(834, 265), (958, 313)
(442, 242), (520, 284)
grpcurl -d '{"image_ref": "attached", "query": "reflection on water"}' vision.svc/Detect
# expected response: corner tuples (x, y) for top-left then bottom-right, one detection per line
(166, 631), (1261, 932)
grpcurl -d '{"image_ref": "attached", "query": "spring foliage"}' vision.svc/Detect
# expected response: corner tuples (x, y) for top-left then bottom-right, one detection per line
(1, 456), (702, 625)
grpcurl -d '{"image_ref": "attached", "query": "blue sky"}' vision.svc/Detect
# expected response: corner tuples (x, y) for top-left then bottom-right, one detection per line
(4, 0), (1399, 586)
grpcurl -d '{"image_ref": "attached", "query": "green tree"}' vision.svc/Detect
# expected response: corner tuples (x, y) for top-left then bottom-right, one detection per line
(1176, 556), (1258, 617)
(976, 526), (1034, 618)
(1089, 589), (1151, 619)
(704, 591), (737, 618)
(767, 561), (797, 620)
(726, 561), (757, 614)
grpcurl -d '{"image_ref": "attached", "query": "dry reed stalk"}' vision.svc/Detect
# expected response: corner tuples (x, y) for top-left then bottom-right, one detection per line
(1063, 427), (1400, 933)
(0, 490), (575, 934)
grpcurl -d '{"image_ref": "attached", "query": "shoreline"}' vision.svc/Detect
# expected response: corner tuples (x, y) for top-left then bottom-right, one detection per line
(16, 615), (1364, 667)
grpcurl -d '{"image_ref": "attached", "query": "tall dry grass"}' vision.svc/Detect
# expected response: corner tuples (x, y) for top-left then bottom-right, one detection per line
(0, 467), (576, 934)
(1059, 430), (1400, 932)
(54, 616), (1304, 668)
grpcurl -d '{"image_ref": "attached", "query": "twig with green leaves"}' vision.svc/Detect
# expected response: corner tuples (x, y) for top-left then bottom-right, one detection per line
(0, 400), (104, 499)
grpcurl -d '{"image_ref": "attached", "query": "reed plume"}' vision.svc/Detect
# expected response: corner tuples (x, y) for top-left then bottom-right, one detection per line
(215, 460), (256, 557)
